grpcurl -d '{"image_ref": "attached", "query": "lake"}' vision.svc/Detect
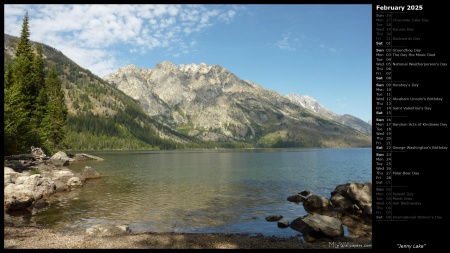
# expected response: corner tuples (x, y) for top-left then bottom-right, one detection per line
(5, 148), (372, 238)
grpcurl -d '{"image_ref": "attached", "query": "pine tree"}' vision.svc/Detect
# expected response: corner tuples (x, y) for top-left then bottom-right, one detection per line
(4, 59), (14, 89)
(34, 44), (46, 101)
(15, 11), (33, 62)
(34, 44), (48, 145)
(15, 11), (39, 114)
(6, 53), (37, 154)
(4, 61), (31, 155)
(11, 10), (43, 153)
(41, 67), (68, 152)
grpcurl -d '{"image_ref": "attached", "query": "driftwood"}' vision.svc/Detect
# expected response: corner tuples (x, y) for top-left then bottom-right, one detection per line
(4, 154), (36, 161)
(5, 153), (103, 162)
(74, 153), (104, 161)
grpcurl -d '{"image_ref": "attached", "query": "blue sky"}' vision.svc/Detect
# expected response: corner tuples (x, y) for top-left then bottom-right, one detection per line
(4, 4), (372, 122)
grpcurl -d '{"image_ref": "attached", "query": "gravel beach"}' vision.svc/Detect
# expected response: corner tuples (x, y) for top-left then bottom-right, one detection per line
(4, 223), (372, 249)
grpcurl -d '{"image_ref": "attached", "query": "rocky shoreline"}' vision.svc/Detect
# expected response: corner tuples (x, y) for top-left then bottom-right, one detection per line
(4, 148), (372, 249)
(4, 149), (103, 213)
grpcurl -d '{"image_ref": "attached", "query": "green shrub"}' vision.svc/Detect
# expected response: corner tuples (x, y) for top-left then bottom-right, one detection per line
(30, 169), (41, 175)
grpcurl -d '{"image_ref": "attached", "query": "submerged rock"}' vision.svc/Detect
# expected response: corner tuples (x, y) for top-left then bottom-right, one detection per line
(80, 166), (101, 179)
(85, 224), (131, 237)
(287, 194), (305, 203)
(277, 220), (290, 228)
(266, 215), (283, 222)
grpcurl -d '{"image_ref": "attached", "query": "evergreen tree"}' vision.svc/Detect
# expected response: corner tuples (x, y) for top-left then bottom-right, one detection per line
(4, 59), (13, 89)
(15, 11), (39, 114)
(15, 11), (33, 62)
(41, 67), (68, 152)
(33, 44), (46, 100)
(4, 61), (31, 155)
(7, 54), (36, 154)
(34, 44), (48, 145)
(11, 10), (43, 152)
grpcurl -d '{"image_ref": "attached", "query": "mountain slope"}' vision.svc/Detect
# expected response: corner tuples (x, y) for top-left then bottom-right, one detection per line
(104, 62), (372, 148)
(4, 33), (194, 150)
(285, 94), (372, 135)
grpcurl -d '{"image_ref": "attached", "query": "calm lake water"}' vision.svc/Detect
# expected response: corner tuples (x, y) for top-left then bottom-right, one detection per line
(5, 148), (371, 238)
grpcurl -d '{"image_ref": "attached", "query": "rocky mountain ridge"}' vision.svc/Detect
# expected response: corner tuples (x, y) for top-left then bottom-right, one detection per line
(104, 62), (371, 147)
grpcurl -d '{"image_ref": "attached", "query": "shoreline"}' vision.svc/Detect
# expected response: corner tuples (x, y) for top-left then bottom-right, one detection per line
(4, 222), (372, 249)
(4, 150), (372, 249)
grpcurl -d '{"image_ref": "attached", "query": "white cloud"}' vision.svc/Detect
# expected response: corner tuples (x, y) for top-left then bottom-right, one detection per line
(218, 9), (236, 23)
(275, 33), (300, 51)
(4, 4), (239, 77)
(319, 43), (339, 53)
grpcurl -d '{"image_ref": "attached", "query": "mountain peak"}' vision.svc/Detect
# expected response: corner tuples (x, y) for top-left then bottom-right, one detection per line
(178, 62), (212, 74)
(155, 61), (176, 70)
(123, 64), (140, 71)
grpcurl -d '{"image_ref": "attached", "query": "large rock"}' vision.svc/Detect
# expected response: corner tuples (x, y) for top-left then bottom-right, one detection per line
(14, 175), (54, 199)
(4, 167), (20, 188)
(330, 193), (354, 210)
(51, 170), (75, 183)
(4, 184), (35, 211)
(17, 174), (56, 199)
(4, 174), (12, 188)
(290, 216), (311, 234)
(47, 151), (70, 166)
(303, 195), (330, 211)
(330, 182), (372, 210)
(348, 182), (372, 209)
(341, 215), (372, 237)
(291, 214), (344, 239)
(50, 170), (77, 191)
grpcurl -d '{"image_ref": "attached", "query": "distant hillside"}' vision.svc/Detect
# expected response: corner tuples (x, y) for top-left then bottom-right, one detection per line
(285, 94), (372, 135)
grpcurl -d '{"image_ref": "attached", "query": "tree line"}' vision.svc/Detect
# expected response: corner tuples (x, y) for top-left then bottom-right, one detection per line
(4, 11), (68, 156)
